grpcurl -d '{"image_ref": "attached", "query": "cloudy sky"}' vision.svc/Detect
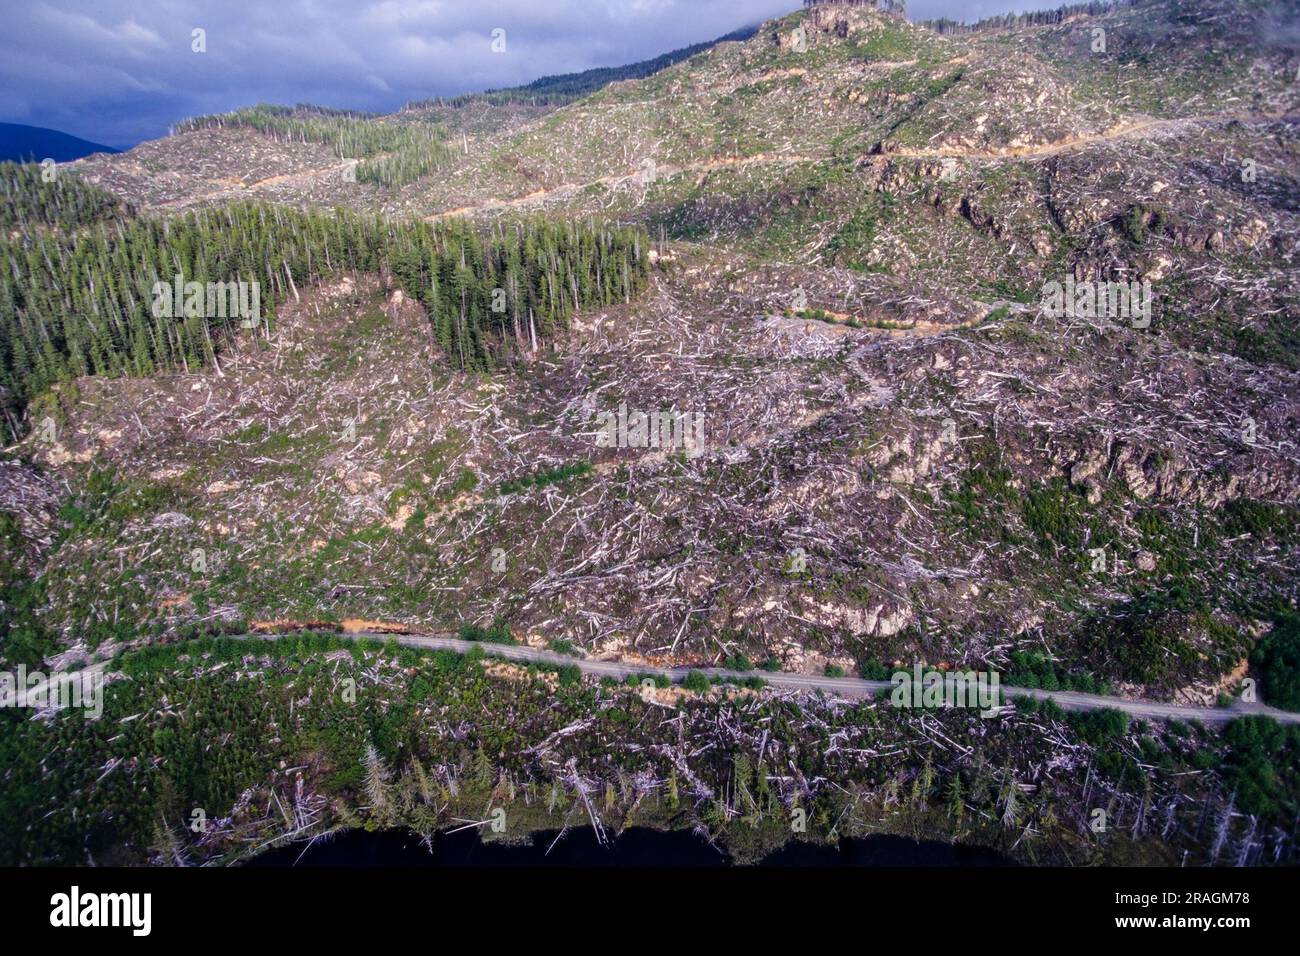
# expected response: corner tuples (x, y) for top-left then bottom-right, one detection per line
(1, 0), (1038, 149)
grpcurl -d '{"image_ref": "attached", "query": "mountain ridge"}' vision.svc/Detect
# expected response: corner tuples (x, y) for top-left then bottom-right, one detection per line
(0, 121), (119, 163)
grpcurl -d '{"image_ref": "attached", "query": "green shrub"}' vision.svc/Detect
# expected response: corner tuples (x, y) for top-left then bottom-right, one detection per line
(1251, 614), (1300, 711)
(1005, 650), (1109, 694)
(857, 658), (893, 681)
(681, 670), (711, 693)
(1220, 717), (1300, 817)
(626, 672), (670, 689)
(498, 461), (593, 496)
(724, 653), (754, 672)
(458, 620), (516, 645)
(1068, 707), (1129, 746)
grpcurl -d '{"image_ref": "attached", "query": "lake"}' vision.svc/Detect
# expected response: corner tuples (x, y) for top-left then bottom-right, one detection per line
(247, 826), (1015, 867)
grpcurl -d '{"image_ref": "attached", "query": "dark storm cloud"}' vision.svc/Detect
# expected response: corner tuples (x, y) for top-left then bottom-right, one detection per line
(1, 0), (1036, 149)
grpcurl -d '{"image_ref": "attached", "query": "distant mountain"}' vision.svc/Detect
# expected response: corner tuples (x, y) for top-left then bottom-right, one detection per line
(0, 122), (119, 163)
(408, 24), (762, 110)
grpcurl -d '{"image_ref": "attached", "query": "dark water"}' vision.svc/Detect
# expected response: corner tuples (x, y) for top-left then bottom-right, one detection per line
(247, 827), (1014, 867)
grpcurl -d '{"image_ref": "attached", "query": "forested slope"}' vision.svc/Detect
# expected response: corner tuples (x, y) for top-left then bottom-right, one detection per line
(0, 165), (650, 441)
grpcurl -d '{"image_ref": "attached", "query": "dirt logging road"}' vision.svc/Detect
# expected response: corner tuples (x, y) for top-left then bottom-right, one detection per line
(242, 630), (1300, 727)
(7, 629), (1296, 727)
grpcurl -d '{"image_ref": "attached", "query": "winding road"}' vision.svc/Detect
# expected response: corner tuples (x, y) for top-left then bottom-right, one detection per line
(240, 630), (1300, 727)
(6, 631), (1294, 727)
(421, 111), (1295, 222)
